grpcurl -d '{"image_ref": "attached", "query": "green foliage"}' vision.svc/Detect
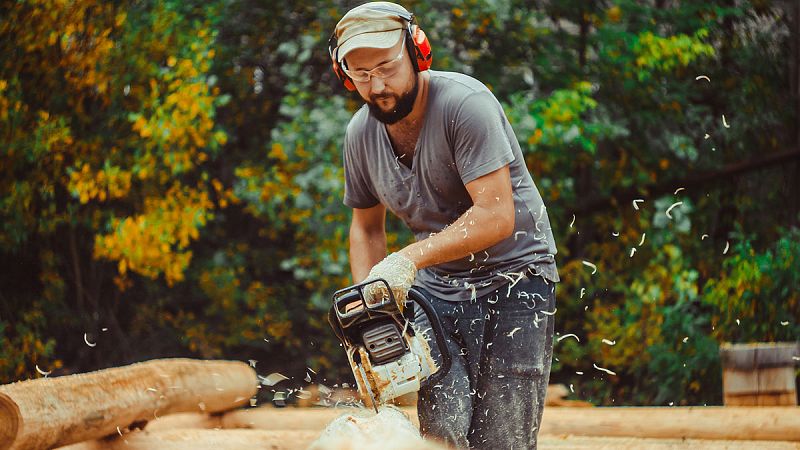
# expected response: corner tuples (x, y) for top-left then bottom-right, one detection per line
(0, 302), (60, 380)
(703, 226), (800, 343)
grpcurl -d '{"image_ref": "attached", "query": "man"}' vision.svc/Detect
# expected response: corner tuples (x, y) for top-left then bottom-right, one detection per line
(329, 2), (560, 449)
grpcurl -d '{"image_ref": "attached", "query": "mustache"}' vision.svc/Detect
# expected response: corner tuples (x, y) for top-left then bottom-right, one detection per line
(369, 93), (397, 102)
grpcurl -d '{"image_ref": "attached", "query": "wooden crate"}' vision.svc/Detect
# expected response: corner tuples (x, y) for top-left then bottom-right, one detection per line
(720, 342), (799, 406)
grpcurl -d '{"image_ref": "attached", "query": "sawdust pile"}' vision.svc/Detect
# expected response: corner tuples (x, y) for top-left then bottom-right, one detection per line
(308, 406), (446, 450)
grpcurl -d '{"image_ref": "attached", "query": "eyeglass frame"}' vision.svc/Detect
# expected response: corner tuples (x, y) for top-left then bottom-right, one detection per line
(341, 34), (408, 84)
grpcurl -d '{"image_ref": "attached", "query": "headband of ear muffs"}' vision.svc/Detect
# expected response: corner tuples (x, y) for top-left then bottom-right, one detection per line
(328, 5), (432, 91)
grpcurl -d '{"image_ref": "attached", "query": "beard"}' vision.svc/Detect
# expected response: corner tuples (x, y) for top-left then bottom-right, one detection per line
(367, 75), (419, 125)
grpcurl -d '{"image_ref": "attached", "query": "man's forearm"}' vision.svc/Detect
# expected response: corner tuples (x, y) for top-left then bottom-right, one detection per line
(349, 226), (388, 283)
(399, 204), (513, 270)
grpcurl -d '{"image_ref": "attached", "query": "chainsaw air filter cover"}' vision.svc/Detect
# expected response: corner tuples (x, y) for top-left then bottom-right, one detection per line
(361, 322), (407, 365)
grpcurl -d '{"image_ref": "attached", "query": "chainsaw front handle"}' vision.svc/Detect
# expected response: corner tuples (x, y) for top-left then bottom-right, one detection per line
(406, 288), (452, 387)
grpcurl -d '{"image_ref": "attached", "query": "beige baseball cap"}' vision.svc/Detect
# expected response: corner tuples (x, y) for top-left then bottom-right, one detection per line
(333, 2), (410, 63)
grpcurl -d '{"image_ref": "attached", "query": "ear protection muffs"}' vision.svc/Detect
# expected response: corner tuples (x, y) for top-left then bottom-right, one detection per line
(328, 5), (432, 91)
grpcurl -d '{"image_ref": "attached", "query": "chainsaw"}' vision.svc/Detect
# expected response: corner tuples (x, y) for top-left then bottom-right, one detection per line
(328, 278), (451, 412)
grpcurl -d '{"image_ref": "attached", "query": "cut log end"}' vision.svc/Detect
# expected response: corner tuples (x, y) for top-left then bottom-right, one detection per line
(0, 358), (257, 450)
(0, 392), (21, 450)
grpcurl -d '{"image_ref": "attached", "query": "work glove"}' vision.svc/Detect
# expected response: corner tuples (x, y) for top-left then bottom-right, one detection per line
(362, 252), (417, 308)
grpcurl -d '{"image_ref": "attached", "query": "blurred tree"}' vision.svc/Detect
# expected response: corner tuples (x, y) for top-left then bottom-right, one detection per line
(0, 0), (228, 376)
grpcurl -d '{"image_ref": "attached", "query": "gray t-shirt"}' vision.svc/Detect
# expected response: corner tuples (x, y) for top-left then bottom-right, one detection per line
(343, 70), (559, 301)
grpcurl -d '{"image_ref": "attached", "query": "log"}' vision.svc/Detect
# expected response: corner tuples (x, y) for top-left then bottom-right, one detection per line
(141, 405), (800, 442)
(543, 406), (800, 441)
(62, 409), (445, 450)
(57, 429), (800, 450)
(57, 429), (320, 450)
(0, 358), (257, 450)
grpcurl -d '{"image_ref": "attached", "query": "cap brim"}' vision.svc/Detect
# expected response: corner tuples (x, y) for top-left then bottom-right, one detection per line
(337, 29), (403, 63)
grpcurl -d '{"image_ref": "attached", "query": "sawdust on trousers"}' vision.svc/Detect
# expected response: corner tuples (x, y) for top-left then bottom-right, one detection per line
(308, 406), (447, 450)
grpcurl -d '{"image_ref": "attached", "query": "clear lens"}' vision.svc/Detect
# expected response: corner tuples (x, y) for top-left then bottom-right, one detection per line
(344, 45), (405, 84)
(348, 61), (401, 83)
(347, 70), (371, 83)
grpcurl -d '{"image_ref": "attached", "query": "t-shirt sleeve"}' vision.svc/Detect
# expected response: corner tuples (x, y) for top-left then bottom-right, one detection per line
(342, 127), (380, 209)
(452, 91), (515, 184)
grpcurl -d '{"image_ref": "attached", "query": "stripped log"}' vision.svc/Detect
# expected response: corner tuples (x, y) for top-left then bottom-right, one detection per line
(543, 406), (800, 441)
(0, 358), (257, 450)
(56, 429), (800, 450)
(61, 409), (446, 450)
(57, 429), (320, 450)
(141, 405), (800, 442)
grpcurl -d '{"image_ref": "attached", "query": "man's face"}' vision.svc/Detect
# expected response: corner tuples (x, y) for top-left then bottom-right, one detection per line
(344, 36), (418, 124)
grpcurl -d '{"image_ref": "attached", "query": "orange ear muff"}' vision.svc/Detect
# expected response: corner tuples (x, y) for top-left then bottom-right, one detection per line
(411, 25), (432, 72)
(328, 33), (357, 91)
(329, 7), (431, 90)
(330, 55), (357, 91)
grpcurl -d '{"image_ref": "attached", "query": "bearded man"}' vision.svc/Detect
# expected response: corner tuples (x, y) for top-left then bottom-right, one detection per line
(329, 3), (560, 449)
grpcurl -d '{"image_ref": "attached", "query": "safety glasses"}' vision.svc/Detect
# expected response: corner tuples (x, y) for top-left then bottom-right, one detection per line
(343, 43), (406, 84)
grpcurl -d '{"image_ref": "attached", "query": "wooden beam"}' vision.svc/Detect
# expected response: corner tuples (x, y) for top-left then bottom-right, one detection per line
(0, 358), (256, 450)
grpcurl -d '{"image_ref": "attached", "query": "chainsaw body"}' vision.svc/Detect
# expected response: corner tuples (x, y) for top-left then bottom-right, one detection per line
(328, 279), (451, 410)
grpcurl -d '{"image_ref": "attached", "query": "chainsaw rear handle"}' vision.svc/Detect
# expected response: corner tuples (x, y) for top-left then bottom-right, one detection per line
(406, 287), (452, 388)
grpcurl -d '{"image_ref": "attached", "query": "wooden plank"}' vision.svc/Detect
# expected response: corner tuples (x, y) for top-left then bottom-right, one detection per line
(758, 367), (797, 393)
(723, 369), (759, 395)
(720, 342), (800, 370)
(724, 394), (759, 406)
(723, 366), (797, 405)
(723, 368), (796, 395)
(0, 359), (257, 450)
(758, 393), (798, 407)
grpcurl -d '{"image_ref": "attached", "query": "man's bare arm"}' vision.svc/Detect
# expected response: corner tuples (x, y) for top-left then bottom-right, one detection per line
(349, 203), (388, 283)
(398, 165), (515, 270)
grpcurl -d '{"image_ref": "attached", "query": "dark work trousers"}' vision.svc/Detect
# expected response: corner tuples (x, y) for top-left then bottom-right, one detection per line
(413, 274), (556, 450)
